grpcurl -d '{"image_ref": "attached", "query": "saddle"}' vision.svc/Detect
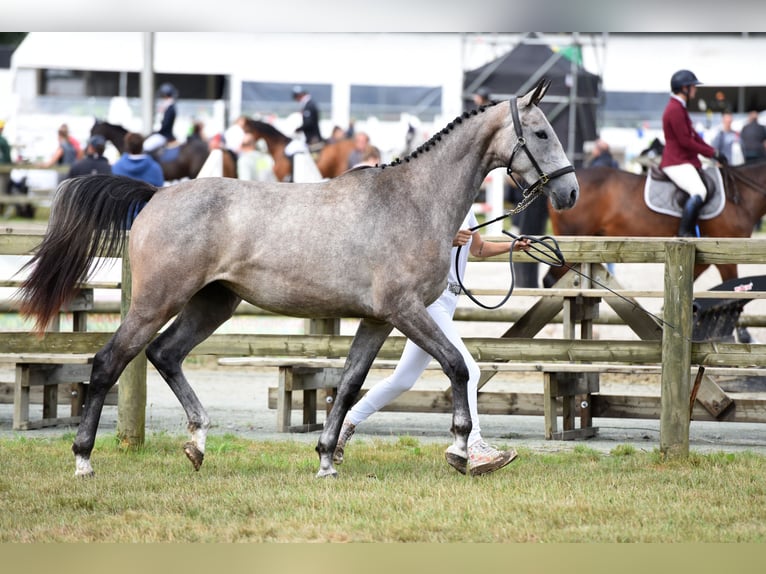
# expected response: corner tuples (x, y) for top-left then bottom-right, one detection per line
(154, 141), (182, 164)
(644, 165), (725, 220)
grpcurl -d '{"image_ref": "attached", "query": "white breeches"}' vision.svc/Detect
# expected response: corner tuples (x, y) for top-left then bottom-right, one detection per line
(662, 163), (708, 200)
(346, 290), (483, 445)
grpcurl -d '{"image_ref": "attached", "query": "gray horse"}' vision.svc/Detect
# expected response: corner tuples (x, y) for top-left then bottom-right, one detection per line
(19, 79), (578, 478)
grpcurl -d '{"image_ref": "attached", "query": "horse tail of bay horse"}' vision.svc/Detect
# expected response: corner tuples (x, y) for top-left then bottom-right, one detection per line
(18, 174), (157, 333)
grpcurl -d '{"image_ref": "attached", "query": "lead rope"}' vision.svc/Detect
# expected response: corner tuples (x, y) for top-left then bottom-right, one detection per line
(453, 205), (676, 331)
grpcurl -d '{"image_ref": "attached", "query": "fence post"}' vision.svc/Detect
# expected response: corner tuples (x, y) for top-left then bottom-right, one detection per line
(660, 240), (695, 457)
(116, 241), (147, 448)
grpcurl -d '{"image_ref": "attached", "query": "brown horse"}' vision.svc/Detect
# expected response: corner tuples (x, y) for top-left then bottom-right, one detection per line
(545, 163), (766, 339)
(240, 118), (357, 180)
(91, 120), (237, 181)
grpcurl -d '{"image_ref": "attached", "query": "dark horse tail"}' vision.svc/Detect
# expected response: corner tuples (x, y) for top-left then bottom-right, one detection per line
(18, 175), (158, 333)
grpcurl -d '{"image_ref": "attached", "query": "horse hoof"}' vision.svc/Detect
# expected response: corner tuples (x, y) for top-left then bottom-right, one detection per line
(315, 468), (338, 479)
(444, 447), (468, 475)
(183, 442), (204, 471)
(74, 455), (95, 477)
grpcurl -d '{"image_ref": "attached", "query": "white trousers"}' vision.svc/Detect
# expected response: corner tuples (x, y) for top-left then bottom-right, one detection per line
(662, 163), (708, 200)
(346, 290), (483, 446)
(143, 133), (167, 153)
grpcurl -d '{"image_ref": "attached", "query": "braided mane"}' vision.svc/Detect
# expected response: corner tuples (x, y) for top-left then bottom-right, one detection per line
(380, 101), (501, 169)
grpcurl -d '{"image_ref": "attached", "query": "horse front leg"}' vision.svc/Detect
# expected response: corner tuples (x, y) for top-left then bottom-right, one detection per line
(315, 319), (393, 478)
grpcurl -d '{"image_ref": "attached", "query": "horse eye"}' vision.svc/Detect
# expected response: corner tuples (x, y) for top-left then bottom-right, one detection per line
(535, 130), (548, 139)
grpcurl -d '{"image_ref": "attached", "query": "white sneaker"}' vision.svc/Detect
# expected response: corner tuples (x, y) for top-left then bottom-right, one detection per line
(467, 440), (518, 476)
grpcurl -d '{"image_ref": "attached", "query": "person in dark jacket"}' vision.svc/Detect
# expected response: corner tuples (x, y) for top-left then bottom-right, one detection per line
(66, 135), (112, 178)
(113, 132), (164, 187)
(143, 83), (178, 153)
(587, 139), (619, 168)
(291, 85), (323, 145)
(660, 69), (723, 237)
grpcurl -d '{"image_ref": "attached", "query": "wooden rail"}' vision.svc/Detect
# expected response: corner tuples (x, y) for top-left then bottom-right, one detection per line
(1, 229), (766, 455)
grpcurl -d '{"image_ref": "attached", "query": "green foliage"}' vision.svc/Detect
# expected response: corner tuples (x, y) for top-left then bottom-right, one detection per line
(1, 434), (765, 542)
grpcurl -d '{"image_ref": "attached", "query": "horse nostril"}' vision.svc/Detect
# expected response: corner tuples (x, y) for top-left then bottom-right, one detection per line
(570, 188), (578, 206)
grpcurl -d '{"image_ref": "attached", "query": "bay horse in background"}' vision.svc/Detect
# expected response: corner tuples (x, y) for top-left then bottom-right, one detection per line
(240, 117), (355, 180)
(545, 163), (766, 341)
(21, 80), (577, 479)
(90, 120), (237, 181)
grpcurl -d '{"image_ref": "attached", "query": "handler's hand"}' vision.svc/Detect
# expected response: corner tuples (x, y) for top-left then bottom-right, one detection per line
(452, 229), (472, 247)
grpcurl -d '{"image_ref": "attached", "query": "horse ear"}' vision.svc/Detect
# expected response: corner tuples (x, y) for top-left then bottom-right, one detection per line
(520, 79), (551, 108)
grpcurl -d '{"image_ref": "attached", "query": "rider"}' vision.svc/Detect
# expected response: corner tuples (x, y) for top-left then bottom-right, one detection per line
(143, 82), (178, 154)
(660, 69), (724, 237)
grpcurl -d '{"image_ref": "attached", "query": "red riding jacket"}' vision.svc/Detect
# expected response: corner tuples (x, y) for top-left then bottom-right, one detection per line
(660, 96), (716, 169)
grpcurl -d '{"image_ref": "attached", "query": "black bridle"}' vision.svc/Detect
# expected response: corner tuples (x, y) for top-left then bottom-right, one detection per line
(504, 95), (576, 215)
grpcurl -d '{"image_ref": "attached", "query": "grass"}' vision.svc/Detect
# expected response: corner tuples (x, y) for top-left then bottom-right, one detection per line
(1, 433), (765, 542)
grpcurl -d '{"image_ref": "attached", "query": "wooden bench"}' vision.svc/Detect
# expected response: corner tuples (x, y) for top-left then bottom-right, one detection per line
(0, 353), (95, 430)
(219, 356), (766, 438)
(218, 357), (670, 438)
(0, 284), (118, 431)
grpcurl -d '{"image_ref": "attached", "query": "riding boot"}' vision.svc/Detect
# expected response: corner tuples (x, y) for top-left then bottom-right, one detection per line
(678, 195), (704, 237)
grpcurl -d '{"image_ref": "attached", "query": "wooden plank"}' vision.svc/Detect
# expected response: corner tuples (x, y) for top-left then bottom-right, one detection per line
(266, 388), (766, 425)
(0, 352), (93, 364)
(2, 332), (766, 371)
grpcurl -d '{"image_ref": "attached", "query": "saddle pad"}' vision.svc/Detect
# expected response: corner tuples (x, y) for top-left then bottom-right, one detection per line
(644, 166), (725, 220)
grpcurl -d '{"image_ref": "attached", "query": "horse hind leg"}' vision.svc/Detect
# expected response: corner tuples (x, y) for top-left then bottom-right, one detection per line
(315, 318), (393, 478)
(73, 313), (170, 477)
(144, 282), (241, 471)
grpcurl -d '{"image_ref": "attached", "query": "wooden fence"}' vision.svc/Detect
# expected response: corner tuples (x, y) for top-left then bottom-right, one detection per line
(1, 229), (766, 456)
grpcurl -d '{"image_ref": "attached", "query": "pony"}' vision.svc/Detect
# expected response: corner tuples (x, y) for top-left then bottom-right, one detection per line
(20, 80), (578, 479)
(90, 120), (237, 181)
(240, 117), (356, 181)
(545, 163), (766, 341)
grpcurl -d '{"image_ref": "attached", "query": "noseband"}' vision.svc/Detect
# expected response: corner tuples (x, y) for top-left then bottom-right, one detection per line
(505, 96), (575, 215)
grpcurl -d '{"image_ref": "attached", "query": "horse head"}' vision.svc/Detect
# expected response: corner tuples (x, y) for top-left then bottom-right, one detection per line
(91, 119), (128, 154)
(497, 79), (579, 211)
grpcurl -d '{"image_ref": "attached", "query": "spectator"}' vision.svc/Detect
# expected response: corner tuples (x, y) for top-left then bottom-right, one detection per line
(0, 119), (12, 164)
(350, 145), (381, 169)
(711, 112), (741, 164)
(113, 132), (164, 187)
(40, 124), (78, 169)
(473, 86), (492, 107)
(347, 132), (371, 169)
(740, 110), (766, 164)
(291, 85), (323, 145)
(587, 139), (619, 168)
(143, 83), (178, 153)
(237, 134), (276, 182)
(328, 126), (347, 143)
(66, 135), (112, 178)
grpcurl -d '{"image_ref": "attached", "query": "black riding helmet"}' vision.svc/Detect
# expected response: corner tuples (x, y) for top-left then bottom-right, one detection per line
(670, 70), (702, 94)
(157, 82), (178, 99)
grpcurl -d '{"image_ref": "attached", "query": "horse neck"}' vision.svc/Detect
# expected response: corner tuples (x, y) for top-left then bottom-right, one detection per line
(734, 164), (766, 219)
(387, 112), (501, 235)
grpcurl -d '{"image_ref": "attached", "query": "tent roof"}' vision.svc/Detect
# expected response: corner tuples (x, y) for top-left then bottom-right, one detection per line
(463, 38), (600, 99)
